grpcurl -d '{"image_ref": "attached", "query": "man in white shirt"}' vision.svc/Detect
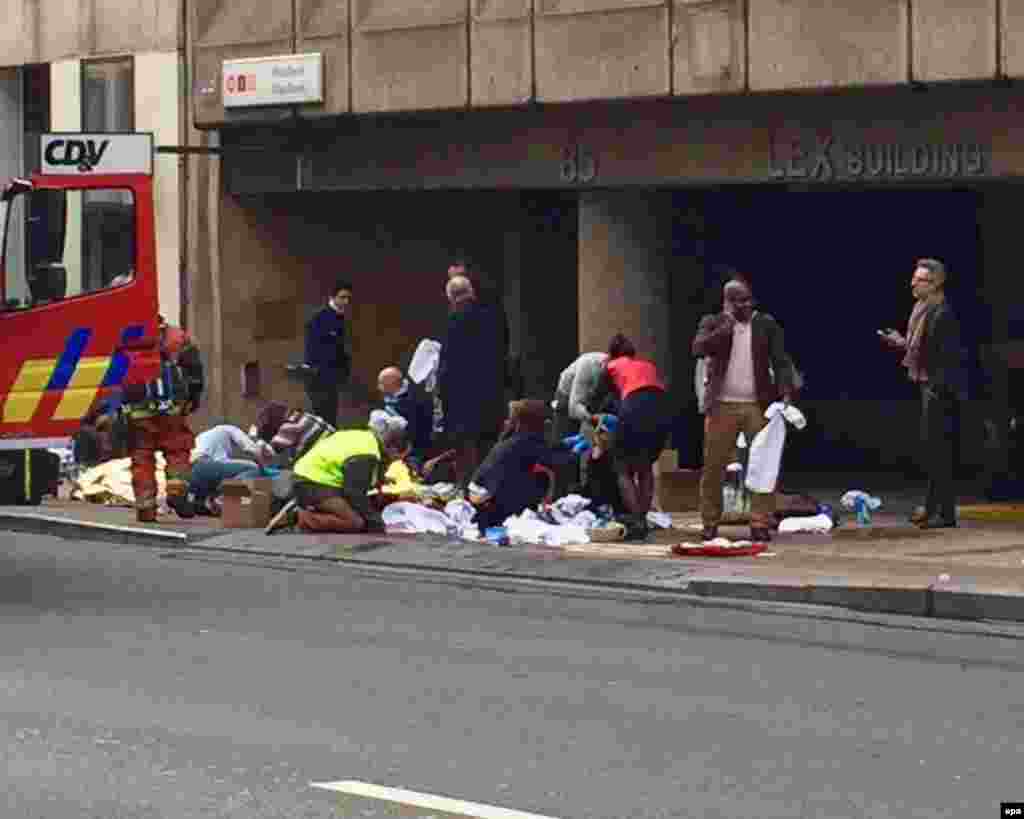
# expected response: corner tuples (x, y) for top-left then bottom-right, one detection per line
(189, 424), (274, 514)
(692, 278), (797, 542)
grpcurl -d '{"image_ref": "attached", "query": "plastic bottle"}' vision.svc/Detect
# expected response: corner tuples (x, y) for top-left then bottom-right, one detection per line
(723, 483), (736, 516)
(855, 496), (871, 526)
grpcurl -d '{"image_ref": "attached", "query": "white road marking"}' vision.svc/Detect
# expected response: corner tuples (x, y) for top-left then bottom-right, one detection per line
(309, 780), (562, 818)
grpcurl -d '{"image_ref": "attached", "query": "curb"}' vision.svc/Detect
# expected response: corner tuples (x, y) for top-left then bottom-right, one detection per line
(687, 579), (1024, 623)
(0, 511), (190, 548)
(4, 512), (1024, 625)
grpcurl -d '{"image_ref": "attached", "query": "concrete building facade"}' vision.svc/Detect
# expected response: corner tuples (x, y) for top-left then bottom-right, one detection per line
(182, 2), (1024, 476)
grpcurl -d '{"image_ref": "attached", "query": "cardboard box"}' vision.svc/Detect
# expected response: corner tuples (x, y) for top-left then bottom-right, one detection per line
(655, 468), (702, 513)
(220, 477), (274, 529)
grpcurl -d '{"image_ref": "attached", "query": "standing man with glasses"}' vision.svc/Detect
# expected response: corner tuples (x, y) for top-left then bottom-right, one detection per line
(879, 258), (967, 529)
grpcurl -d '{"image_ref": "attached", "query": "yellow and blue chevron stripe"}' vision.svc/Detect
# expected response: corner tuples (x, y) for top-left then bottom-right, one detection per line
(0, 325), (145, 424)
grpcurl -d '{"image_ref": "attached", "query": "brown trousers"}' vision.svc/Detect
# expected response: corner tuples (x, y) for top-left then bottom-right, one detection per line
(130, 415), (195, 512)
(700, 401), (775, 528)
(297, 495), (365, 533)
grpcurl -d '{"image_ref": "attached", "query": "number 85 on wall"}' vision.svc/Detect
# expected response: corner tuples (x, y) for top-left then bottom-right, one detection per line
(560, 144), (598, 184)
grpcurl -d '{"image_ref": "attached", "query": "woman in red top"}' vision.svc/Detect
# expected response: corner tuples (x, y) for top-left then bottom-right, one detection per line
(587, 334), (672, 541)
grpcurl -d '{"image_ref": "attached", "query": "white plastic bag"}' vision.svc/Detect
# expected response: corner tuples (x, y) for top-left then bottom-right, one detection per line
(408, 339), (442, 391)
(745, 404), (788, 493)
(695, 357), (709, 414)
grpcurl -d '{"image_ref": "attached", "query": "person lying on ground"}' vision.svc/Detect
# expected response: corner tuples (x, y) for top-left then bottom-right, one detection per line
(265, 420), (409, 535)
(468, 400), (565, 534)
(190, 424), (274, 515)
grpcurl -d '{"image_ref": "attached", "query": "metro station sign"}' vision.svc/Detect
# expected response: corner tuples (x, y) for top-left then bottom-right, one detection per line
(222, 53), (324, 109)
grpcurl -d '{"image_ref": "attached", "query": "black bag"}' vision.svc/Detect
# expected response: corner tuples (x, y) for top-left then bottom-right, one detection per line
(0, 449), (61, 505)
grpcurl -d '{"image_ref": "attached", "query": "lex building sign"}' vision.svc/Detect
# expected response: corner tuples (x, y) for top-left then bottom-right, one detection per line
(222, 53), (324, 109)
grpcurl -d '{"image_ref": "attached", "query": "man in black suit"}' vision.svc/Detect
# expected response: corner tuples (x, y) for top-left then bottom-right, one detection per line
(880, 258), (967, 529)
(438, 275), (509, 487)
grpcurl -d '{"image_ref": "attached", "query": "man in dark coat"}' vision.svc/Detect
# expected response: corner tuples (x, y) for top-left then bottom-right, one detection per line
(692, 277), (797, 542)
(303, 281), (353, 427)
(438, 275), (509, 486)
(880, 258), (967, 528)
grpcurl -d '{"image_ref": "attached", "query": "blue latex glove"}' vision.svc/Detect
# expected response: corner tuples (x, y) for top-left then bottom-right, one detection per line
(561, 433), (583, 449)
(561, 433), (592, 456)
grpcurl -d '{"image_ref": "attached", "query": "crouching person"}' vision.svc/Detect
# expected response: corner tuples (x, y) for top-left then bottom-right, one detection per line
(265, 422), (409, 535)
(470, 400), (561, 533)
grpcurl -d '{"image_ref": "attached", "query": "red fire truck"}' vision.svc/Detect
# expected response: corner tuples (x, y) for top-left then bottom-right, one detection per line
(0, 132), (163, 503)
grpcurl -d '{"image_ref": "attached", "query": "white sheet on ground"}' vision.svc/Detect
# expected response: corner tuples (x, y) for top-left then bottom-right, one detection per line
(444, 499), (477, 527)
(504, 509), (591, 546)
(382, 502), (458, 536)
(778, 513), (834, 534)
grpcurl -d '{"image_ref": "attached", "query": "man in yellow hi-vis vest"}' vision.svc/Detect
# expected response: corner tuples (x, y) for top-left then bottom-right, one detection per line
(265, 420), (408, 535)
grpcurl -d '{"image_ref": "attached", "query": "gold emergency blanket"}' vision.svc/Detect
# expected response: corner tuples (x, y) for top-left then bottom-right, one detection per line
(72, 455), (167, 506)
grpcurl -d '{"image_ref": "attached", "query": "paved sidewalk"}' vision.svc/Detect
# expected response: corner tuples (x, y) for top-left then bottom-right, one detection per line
(2, 496), (1023, 622)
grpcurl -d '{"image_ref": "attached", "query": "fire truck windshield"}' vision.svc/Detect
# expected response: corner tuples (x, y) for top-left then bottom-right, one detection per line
(2, 186), (136, 312)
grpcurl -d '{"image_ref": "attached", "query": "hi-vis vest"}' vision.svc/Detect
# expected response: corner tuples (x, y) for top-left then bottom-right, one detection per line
(125, 326), (202, 420)
(293, 429), (381, 489)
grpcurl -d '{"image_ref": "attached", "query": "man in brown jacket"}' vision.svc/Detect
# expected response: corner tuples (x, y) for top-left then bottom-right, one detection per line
(692, 278), (796, 542)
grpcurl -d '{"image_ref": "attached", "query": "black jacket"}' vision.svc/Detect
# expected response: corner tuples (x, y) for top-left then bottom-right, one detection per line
(385, 381), (434, 458)
(692, 312), (795, 413)
(921, 302), (968, 400)
(304, 305), (350, 384)
(473, 432), (556, 524)
(438, 299), (508, 430)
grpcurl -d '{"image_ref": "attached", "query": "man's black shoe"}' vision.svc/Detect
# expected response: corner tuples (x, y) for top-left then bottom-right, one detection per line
(166, 493), (195, 519)
(623, 522), (649, 542)
(918, 515), (958, 529)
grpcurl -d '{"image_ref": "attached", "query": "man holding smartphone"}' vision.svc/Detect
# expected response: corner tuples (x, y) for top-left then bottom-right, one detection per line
(879, 258), (967, 528)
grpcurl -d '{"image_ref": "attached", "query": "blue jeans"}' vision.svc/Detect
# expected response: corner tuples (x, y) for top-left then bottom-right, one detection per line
(190, 458), (261, 500)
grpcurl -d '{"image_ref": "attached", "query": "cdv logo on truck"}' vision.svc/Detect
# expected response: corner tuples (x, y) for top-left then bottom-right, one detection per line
(39, 133), (154, 176)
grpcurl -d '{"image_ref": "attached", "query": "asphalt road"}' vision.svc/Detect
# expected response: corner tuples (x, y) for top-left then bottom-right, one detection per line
(1, 531), (1023, 819)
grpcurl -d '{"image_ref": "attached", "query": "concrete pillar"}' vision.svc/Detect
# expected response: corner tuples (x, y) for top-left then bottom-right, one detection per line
(578, 191), (673, 382)
(979, 189), (1016, 486)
